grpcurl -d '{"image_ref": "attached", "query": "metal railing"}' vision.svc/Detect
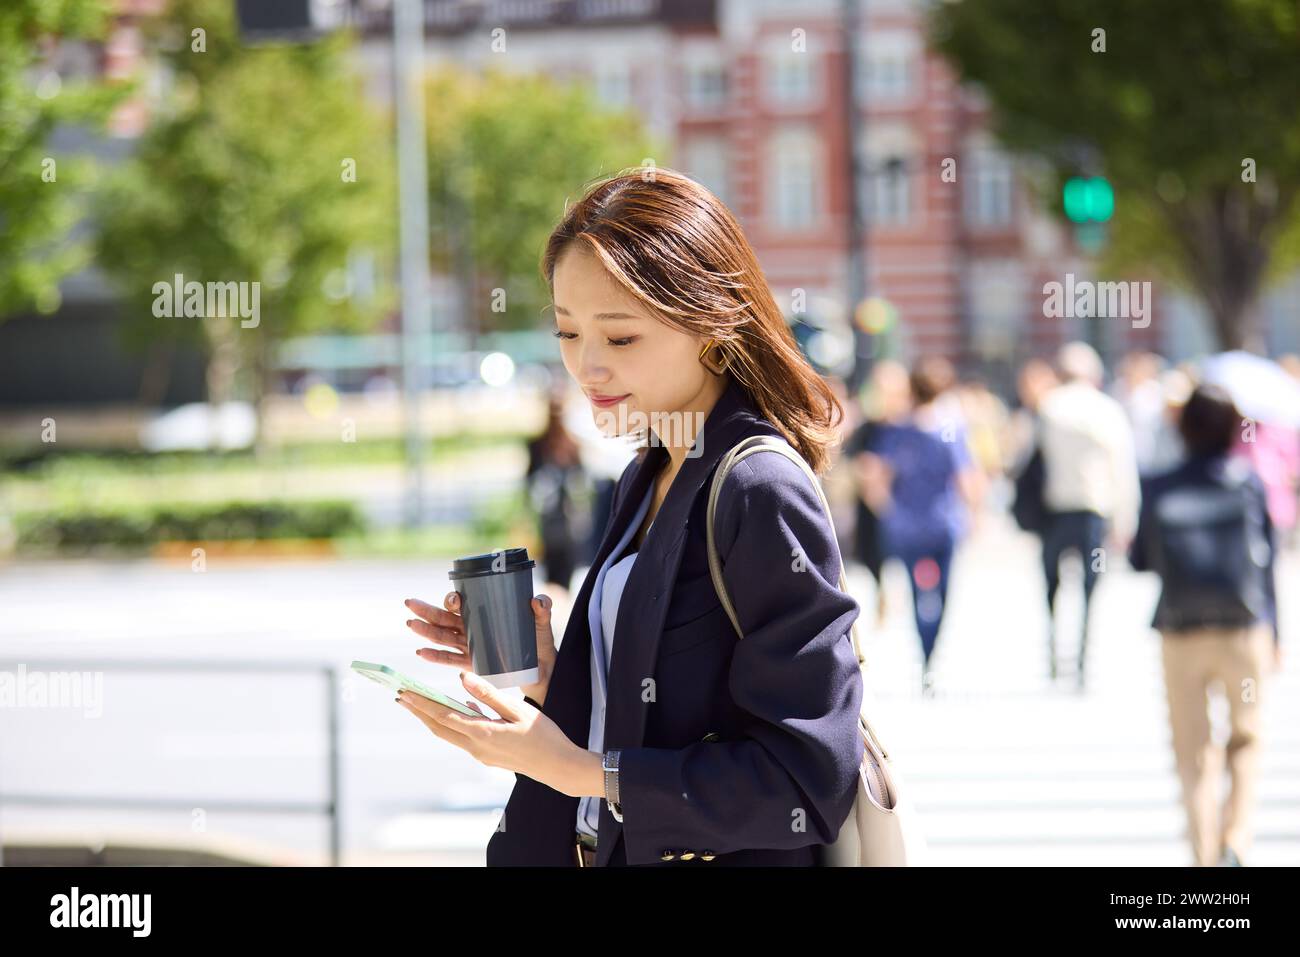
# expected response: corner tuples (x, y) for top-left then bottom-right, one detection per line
(0, 658), (341, 867)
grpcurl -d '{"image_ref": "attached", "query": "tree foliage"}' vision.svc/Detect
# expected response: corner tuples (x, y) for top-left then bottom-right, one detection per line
(0, 0), (122, 318)
(931, 0), (1300, 349)
(94, 0), (395, 409)
(425, 68), (664, 332)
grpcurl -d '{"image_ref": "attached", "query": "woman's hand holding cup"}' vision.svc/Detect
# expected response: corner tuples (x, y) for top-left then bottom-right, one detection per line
(405, 591), (558, 707)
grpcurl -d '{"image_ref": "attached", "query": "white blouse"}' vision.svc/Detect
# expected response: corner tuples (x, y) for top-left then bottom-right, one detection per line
(576, 483), (655, 839)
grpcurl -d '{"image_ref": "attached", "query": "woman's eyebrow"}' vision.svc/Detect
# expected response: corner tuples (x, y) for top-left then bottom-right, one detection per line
(551, 306), (643, 321)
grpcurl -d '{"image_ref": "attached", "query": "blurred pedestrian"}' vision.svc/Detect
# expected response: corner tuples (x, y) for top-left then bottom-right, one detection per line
(1232, 417), (1299, 546)
(1006, 357), (1059, 538)
(952, 377), (1000, 527)
(526, 394), (587, 591)
(1129, 384), (1282, 867)
(1113, 351), (1172, 475)
(1151, 367), (1196, 471)
(1282, 353), (1300, 544)
(858, 357), (981, 694)
(955, 378), (1008, 480)
(1200, 350), (1300, 546)
(844, 360), (911, 623)
(1007, 357), (1058, 467)
(1037, 341), (1140, 687)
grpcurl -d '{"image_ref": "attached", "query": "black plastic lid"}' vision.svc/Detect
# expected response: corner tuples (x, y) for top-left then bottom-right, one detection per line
(448, 547), (536, 580)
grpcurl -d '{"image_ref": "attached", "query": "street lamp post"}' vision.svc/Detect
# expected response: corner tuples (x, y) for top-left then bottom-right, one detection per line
(841, 0), (871, 394)
(393, 0), (432, 528)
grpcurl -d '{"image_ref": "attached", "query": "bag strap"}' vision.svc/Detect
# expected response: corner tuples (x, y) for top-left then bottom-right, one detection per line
(705, 434), (893, 762)
(705, 434), (866, 667)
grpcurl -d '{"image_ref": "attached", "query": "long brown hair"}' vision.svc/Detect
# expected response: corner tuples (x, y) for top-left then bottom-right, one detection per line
(542, 166), (844, 475)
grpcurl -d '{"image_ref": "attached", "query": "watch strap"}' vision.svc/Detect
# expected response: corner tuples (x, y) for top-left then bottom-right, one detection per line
(603, 749), (622, 821)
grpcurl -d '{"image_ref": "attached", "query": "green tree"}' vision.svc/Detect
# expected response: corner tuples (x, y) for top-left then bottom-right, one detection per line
(425, 68), (664, 336)
(0, 0), (122, 318)
(94, 0), (394, 438)
(931, 0), (1300, 350)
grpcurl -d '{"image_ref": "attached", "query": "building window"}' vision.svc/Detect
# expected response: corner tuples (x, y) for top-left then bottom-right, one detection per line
(682, 138), (731, 208)
(683, 61), (727, 111)
(861, 52), (913, 101)
(769, 131), (820, 229)
(868, 157), (910, 226)
(856, 31), (920, 105)
(964, 148), (1014, 227)
(766, 51), (816, 106)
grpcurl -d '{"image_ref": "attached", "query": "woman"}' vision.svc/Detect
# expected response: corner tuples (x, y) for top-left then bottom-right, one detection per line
(398, 168), (865, 866)
(857, 357), (981, 695)
(1129, 384), (1282, 867)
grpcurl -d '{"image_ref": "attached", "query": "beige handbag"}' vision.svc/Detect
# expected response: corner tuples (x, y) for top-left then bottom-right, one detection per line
(705, 434), (927, 866)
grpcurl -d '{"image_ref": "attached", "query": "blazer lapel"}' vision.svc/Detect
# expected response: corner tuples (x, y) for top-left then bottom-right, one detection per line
(541, 437), (665, 749)
(492, 436), (669, 867)
(595, 376), (771, 865)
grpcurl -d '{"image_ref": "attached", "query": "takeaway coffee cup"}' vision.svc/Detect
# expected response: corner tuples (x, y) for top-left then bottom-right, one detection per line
(448, 547), (538, 688)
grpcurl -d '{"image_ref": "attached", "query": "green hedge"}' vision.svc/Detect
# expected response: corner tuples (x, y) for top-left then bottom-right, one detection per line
(0, 433), (525, 474)
(15, 500), (365, 549)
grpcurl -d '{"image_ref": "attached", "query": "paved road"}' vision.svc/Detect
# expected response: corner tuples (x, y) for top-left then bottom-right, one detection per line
(1, 512), (1296, 866)
(850, 516), (1300, 867)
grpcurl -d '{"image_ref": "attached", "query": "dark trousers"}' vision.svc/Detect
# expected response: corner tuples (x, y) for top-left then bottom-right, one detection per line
(1041, 509), (1108, 678)
(892, 537), (956, 667)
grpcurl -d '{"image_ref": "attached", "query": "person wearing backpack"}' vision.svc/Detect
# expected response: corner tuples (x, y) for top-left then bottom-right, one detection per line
(1128, 384), (1282, 867)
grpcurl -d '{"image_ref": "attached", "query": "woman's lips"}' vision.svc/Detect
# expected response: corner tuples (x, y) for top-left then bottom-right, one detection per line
(588, 393), (630, 408)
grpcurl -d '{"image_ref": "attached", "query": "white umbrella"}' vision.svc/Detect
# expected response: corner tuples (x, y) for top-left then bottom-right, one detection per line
(1199, 350), (1300, 428)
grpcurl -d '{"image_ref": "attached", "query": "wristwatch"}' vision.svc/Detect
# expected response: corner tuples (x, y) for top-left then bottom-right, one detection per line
(603, 749), (623, 822)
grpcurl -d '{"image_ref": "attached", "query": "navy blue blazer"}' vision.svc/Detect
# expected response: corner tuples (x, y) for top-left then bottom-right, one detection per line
(485, 375), (865, 866)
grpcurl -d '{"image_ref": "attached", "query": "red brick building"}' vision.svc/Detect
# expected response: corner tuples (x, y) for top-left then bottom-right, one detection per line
(75, 0), (1279, 401)
(353, 0), (1169, 386)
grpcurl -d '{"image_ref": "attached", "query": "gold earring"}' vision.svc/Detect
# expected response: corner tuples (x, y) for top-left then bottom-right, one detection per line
(699, 338), (730, 375)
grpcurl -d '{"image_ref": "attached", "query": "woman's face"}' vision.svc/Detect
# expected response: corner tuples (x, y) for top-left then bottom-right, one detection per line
(551, 244), (716, 440)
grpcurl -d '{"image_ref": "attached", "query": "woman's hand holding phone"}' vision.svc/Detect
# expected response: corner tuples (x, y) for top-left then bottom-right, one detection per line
(399, 592), (592, 798)
(403, 591), (558, 707)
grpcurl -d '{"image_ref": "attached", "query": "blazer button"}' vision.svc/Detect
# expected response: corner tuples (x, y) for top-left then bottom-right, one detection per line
(701, 731), (721, 743)
(700, 850), (716, 861)
(679, 851), (696, 860)
(660, 849), (677, 862)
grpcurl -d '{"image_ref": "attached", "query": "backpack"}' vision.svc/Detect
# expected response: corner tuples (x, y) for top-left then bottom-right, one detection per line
(1150, 461), (1272, 630)
(1011, 445), (1047, 534)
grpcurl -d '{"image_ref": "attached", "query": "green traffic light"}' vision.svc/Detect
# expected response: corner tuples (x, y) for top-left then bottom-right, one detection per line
(1064, 177), (1088, 223)
(1063, 176), (1113, 223)
(1088, 177), (1113, 222)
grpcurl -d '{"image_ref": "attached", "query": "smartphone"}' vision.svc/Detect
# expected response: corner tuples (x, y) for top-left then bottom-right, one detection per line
(350, 660), (481, 717)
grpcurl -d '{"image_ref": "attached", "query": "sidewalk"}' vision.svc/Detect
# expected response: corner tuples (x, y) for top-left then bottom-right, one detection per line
(2, 512), (1296, 866)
